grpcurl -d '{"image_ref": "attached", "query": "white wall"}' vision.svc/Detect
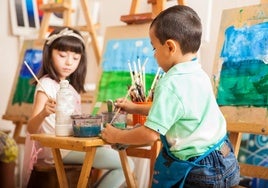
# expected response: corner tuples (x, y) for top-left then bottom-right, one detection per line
(0, 0), (20, 132)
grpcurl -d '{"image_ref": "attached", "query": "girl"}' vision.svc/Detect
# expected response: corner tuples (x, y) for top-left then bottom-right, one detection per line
(22, 27), (134, 188)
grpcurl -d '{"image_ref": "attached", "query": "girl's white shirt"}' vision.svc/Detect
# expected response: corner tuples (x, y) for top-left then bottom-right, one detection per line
(37, 76), (81, 160)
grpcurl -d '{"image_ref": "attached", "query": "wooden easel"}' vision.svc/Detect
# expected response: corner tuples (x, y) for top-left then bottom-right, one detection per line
(121, 0), (185, 24)
(2, 115), (27, 144)
(38, 0), (101, 64)
(213, 2), (268, 185)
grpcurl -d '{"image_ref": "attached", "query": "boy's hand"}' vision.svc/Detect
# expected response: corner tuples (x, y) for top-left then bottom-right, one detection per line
(114, 98), (136, 114)
(101, 124), (119, 144)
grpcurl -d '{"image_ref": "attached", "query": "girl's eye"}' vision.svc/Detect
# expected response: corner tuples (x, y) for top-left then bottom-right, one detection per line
(152, 47), (156, 51)
(58, 52), (67, 57)
(59, 54), (66, 57)
(73, 55), (81, 61)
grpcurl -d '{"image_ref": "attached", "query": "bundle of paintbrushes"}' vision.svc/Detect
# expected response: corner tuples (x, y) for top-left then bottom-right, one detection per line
(127, 58), (164, 102)
(146, 68), (164, 102)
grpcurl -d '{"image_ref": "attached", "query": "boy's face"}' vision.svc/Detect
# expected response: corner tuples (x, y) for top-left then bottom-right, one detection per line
(149, 27), (173, 72)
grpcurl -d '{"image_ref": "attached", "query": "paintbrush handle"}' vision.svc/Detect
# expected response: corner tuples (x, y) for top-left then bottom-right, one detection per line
(24, 61), (51, 99)
(109, 86), (133, 124)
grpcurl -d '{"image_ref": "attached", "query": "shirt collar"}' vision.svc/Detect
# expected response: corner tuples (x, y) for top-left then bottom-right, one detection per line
(167, 58), (201, 75)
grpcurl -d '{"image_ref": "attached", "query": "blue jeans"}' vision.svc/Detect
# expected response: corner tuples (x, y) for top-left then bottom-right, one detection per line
(183, 139), (240, 188)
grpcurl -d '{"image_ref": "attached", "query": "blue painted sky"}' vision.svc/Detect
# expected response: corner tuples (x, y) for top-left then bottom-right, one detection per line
(20, 49), (42, 78)
(102, 38), (159, 74)
(220, 22), (268, 62)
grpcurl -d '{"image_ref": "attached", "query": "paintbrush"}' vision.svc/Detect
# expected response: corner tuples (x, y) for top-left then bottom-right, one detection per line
(23, 61), (51, 99)
(146, 67), (161, 102)
(109, 86), (133, 124)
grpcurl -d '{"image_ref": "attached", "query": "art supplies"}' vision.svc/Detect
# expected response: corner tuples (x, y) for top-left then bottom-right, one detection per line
(127, 59), (163, 102)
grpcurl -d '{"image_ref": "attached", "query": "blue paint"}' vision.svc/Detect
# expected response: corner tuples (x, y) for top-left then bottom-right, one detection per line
(221, 22), (268, 62)
(73, 125), (101, 137)
(98, 38), (160, 101)
(102, 38), (158, 73)
(238, 134), (268, 187)
(20, 49), (42, 78)
(217, 22), (268, 107)
(12, 49), (42, 105)
(26, 0), (36, 27)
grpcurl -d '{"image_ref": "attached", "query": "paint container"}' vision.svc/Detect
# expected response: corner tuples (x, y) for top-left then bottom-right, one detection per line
(132, 101), (152, 126)
(71, 114), (101, 137)
(102, 111), (127, 129)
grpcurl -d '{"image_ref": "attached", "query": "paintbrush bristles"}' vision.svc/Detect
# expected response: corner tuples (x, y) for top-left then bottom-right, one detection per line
(128, 58), (163, 102)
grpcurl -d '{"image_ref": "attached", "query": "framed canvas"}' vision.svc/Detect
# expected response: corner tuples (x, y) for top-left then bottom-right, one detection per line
(213, 4), (268, 125)
(9, 0), (40, 36)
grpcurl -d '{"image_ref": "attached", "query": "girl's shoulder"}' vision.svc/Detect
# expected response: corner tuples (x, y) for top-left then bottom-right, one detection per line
(37, 75), (59, 98)
(39, 75), (57, 84)
(39, 75), (59, 89)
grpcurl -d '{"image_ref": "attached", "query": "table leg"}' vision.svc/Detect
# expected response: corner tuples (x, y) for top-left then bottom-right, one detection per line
(51, 148), (69, 188)
(77, 147), (96, 188)
(118, 150), (137, 188)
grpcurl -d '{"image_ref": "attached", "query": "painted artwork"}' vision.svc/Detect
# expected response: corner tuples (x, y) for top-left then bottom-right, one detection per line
(9, 0), (40, 36)
(217, 22), (268, 107)
(214, 4), (268, 188)
(97, 38), (159, 102)
(12, 49), (42, 105)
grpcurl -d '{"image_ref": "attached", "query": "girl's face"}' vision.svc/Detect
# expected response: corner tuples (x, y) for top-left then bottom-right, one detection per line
(52, 49), (81, 80)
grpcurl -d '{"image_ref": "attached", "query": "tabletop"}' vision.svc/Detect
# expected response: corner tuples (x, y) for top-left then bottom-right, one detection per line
(31, 134), (106, 151)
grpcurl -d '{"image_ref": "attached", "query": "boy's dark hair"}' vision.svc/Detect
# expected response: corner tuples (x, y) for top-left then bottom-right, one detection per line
(150, 5), (202, 54)
(38, 26), (87, 93)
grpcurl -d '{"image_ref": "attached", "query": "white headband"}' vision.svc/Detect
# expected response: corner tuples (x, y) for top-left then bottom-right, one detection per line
(46, 28), (85, 45)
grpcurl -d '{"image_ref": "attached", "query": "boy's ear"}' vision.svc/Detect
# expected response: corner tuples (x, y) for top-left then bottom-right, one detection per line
(166, 39), (177, 53)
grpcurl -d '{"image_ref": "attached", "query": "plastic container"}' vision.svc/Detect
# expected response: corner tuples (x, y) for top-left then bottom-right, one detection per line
(55, 80), (75, 136)
(102, 112), (127, 129)
(71, 114), (102, 137)
(101, 112), (115, 128)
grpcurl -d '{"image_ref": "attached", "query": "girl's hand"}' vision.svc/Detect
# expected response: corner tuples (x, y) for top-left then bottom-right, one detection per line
(43, 98), (56, 117)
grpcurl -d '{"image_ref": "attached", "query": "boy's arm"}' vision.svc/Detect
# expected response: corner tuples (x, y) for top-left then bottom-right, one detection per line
(101, 124), (159, 145)
(115, 99), (152, 115)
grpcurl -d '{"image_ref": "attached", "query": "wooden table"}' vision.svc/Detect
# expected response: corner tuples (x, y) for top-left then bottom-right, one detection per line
(30, 134), (137, 188)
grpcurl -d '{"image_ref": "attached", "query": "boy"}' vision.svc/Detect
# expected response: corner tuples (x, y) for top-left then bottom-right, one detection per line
(101, 5), (240, 188)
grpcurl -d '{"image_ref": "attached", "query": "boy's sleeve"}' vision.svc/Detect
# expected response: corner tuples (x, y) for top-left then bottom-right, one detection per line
(144, 84), (184, 135)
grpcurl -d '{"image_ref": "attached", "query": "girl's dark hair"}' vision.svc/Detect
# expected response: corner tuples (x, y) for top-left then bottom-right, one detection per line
(37, 27), (87, 93)
(150, 5), (202, 54)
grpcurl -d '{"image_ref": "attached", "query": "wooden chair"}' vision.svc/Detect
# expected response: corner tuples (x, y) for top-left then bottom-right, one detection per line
(28, 159), (100, 188)
(126, 139), (162, 187)
(227, 122), (268, 187)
